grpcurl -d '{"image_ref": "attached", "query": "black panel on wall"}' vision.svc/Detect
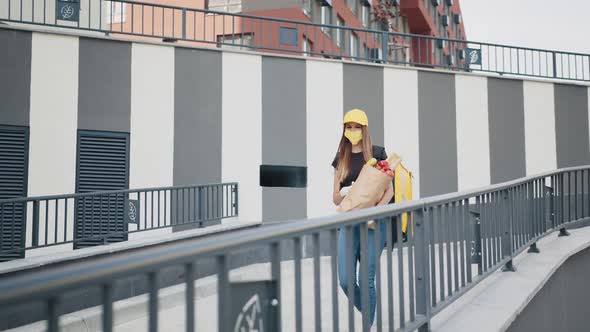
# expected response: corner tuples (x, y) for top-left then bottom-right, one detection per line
(260, 165), (307, 188)
(0, 126), (29, 262)
(74, 130), (129, 249)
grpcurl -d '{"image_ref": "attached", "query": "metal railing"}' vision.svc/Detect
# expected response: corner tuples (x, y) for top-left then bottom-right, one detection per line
(0, 182), (238, 261)
(1, 0), (589, 82)
(0, 166), (588, 331)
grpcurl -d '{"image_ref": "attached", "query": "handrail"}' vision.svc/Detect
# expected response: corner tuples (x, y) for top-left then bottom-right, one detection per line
(2, 0), (589, 82)
(0, 166), (588, 331)
(0, 182), (239, 260)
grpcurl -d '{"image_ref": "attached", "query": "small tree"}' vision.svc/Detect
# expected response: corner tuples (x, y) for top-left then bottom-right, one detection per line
(372, 0), (399, 30)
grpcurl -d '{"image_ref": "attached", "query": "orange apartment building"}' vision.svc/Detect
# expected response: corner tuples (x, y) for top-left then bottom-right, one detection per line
(105, 0), (466, 66)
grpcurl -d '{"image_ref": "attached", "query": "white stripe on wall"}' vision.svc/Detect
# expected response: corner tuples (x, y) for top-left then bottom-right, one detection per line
(523, 81), (557, 175)
(384, 68), (421, 198)
(222, 52), (262, 223)
(26, 33), (79, 255)
(455, 74), (491, 191)
(306, 60), (343, 218)
(129, 43), (175, 239)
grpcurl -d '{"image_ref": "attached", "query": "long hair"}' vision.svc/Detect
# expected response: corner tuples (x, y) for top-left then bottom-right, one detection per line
(335, 125), (373, 184)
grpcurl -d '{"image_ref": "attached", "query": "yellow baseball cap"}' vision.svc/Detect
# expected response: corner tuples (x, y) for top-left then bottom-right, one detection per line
(343, 109), (368, 126)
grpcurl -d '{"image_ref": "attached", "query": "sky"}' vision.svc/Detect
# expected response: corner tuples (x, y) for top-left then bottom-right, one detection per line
(460, 0), (590, 54)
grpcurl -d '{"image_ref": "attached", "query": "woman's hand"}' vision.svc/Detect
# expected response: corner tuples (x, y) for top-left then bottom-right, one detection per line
(333, 174), (344, 206)
(339, 183), (353, 197)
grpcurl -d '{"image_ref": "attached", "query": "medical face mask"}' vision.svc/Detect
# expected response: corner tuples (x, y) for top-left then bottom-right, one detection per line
(344, 129), (363, 145)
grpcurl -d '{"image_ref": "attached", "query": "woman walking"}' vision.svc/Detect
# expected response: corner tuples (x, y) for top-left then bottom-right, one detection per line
(332, 109), (394, 327)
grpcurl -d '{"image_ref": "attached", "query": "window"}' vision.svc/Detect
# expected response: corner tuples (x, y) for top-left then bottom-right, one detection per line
(336, 16), (344, 47)
(75, 131), (130, 249)
(208, 0), (242, 13)
(361, 4), (370, 27)
(0, 126), (29, 262)
(347, 0), (357, 15)
(217, 33), (253, 50)
(302, 0), (312, 16)
(350, 32), (358, 59)
(321, 5), (332, 35)
(104, 1), (126, 24)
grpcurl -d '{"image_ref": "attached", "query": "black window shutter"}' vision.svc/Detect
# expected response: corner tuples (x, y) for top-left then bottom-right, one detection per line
(0, 126), (29, 262)
(74, 131), (129, 249)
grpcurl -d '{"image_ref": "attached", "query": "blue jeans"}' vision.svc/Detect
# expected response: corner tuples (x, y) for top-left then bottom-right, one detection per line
(337, 220), (388, 327)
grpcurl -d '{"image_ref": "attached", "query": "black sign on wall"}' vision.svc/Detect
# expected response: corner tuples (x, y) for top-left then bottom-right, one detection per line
(56, 0), (80, 22)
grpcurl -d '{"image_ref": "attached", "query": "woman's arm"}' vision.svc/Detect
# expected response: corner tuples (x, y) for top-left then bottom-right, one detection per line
(376, 181), (394, 206)
(333, 173), (344, 206)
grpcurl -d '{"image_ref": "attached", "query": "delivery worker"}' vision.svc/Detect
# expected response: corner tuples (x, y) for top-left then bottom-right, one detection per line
(332, 108), (394, 327)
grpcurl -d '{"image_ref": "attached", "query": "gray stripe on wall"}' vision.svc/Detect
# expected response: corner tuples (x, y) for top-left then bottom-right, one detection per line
(78, 38), (131, 132)
(487, 78), (526, 184)
(343, 64), (384, 146)
(173, 48), (222, 185)
(0, 29), (31, 127)
(554, 84), (590, 168)
(261, 56), (306, 221)
(262, 188), (307, 221)
(417, 71), (458, 197)
(262, 57), (306, 166)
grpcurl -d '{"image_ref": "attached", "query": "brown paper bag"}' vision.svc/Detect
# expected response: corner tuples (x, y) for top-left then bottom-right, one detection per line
(336, 152), (402, 214)
(337, 165), (390, 213)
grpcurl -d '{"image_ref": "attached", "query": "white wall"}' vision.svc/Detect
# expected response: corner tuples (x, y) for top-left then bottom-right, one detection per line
(306, 60), (343, 218)
(26, 33), (79, 255)
(384, 68), (421, 198)
(129, 43), (175, 238)
(221, 52), (262, 223)
(455, 74), (491, 191)
(523, 81), (557, 176)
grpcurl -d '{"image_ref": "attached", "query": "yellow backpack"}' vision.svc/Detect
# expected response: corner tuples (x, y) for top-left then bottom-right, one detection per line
(394, 163), (413, 237)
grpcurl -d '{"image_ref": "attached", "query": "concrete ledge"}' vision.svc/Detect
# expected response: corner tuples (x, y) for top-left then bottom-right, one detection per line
(431, 226), (590, 332)
(0, 219), (261, 275)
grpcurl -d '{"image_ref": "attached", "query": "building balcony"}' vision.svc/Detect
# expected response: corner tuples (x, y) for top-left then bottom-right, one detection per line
(399, 0), (436, 34)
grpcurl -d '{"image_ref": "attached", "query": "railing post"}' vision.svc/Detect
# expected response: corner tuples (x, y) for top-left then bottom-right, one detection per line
(414, 208), (431, 331)
(32, 201), (40, 247)
(545, 185), (554, 231)
(469, 209), (482, 274)
(381, 31), (388, 63)
(557, 172), (570, 236)
(552, 51), (558, 78)
(182, 8), (186, 40)
(198, 187), (204, 227)
(502, 189), (517, 272)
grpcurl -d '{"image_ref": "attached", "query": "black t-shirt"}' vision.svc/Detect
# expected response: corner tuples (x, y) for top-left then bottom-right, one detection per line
(332, 145), (387, 187)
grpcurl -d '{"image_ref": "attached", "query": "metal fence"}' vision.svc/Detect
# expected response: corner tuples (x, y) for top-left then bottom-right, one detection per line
(0, 166), (588, 331)
(1, 0), (589, 82)
(0, 182), (238, 261)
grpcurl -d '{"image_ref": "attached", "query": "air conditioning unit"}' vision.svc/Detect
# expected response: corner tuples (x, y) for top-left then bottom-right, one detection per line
(368, 48), (383, 61)
(391, 0), (400, 6)
(442, 15), (449, 26)
(431, 0), (440, 6)
(447, 55), (454, 65)
(437, 39), (446, 49)
(445, 0), (453, 5)
(457, 49), (465, 60)
(454, 14), (462, 24)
